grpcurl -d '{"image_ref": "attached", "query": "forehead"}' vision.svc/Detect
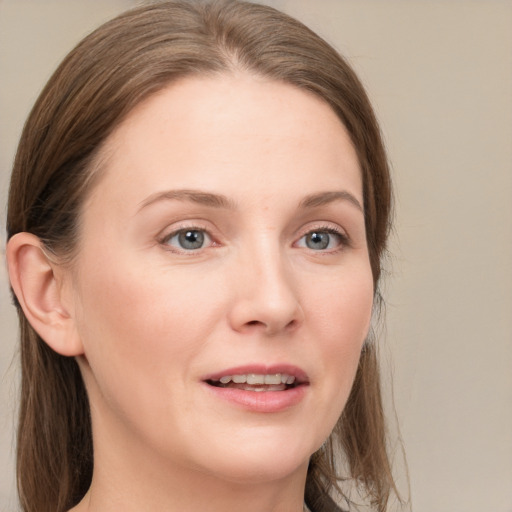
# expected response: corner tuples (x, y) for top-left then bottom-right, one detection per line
(86, 74), (362, 212)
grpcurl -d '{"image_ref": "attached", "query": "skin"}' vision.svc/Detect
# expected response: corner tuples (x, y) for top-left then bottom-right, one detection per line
(31, 74), (374, 512)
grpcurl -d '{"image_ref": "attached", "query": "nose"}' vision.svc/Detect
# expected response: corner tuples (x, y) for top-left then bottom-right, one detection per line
(227, 244), (304, 336)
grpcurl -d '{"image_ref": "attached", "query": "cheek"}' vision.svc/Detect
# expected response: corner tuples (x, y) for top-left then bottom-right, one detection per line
(312, 262), (374, 349)
(71, 253), (218, 424)
(305, 262), (374, 434)
(75, 252), (211, 349)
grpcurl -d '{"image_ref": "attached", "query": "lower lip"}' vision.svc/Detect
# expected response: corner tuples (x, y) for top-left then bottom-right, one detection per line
(203, 383), (308, 413)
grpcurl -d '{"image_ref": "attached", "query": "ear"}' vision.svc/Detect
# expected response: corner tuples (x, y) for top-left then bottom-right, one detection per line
(6, 232), (84, 356)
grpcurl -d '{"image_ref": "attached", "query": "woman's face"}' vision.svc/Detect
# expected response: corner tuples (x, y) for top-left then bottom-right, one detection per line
(67, 74), (374, 484)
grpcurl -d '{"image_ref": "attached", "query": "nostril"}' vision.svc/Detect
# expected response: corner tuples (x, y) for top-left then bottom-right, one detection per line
(286, 319), (298, 329)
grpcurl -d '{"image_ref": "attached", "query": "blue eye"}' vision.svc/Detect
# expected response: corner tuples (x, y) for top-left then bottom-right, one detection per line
(165, 229), (210, 251)
(298, 229), (345, 251)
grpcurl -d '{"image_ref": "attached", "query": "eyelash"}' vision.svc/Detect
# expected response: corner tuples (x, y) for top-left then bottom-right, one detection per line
(159, 224), (350, 254)
(160, 224), (216, 254)
(294, 225), (350, 253)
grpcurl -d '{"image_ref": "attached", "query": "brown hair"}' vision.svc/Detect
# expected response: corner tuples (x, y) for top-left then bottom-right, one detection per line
(7, 1), (397, 511)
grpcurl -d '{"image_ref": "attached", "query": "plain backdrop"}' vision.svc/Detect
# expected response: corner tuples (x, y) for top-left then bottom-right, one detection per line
(1, 1), (511, 511)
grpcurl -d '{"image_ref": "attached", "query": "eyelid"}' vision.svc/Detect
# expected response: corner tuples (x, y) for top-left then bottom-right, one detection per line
(159, 222), (218, 254)
(293, 223), (351, 251)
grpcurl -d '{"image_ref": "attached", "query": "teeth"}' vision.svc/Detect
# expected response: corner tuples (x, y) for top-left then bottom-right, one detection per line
(264, 374), (282, 385)
(214, 373), (296, 385)
(240, 384), (286, 392)
(247, 374), (264, 385)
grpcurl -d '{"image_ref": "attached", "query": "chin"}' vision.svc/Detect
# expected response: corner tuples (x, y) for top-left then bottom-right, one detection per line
(205, 453), (310, 485)
(190, 428), (321, 485)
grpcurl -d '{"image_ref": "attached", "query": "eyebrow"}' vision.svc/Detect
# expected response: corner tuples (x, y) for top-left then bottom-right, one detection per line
(138, 188), (363, 214)
(138, 189), (237, 211)
(299, 191), (364, 212)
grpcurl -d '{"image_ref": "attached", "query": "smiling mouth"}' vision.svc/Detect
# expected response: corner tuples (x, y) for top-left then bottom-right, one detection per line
(206, 373), (300, 392)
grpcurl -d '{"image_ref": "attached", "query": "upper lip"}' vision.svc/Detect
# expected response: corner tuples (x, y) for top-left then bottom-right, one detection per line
(202, 364), (309, 385)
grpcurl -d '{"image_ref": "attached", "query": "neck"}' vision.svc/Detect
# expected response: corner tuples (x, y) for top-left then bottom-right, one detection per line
(70, 412), (308, 512)
(73, 460), (308, 512)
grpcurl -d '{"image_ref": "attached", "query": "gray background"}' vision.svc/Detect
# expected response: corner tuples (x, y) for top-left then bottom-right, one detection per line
(1, 1), (511, 511)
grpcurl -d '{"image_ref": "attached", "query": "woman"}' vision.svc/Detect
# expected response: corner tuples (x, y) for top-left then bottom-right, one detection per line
(5, 1), (398, 511)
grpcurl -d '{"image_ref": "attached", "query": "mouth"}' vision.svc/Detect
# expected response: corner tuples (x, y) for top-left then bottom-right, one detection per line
(202, 365), (309, 412)
(206, 372), (300, 392)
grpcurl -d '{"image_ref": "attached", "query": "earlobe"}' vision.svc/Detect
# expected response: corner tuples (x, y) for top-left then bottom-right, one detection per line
(6, 232), (84, 357)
